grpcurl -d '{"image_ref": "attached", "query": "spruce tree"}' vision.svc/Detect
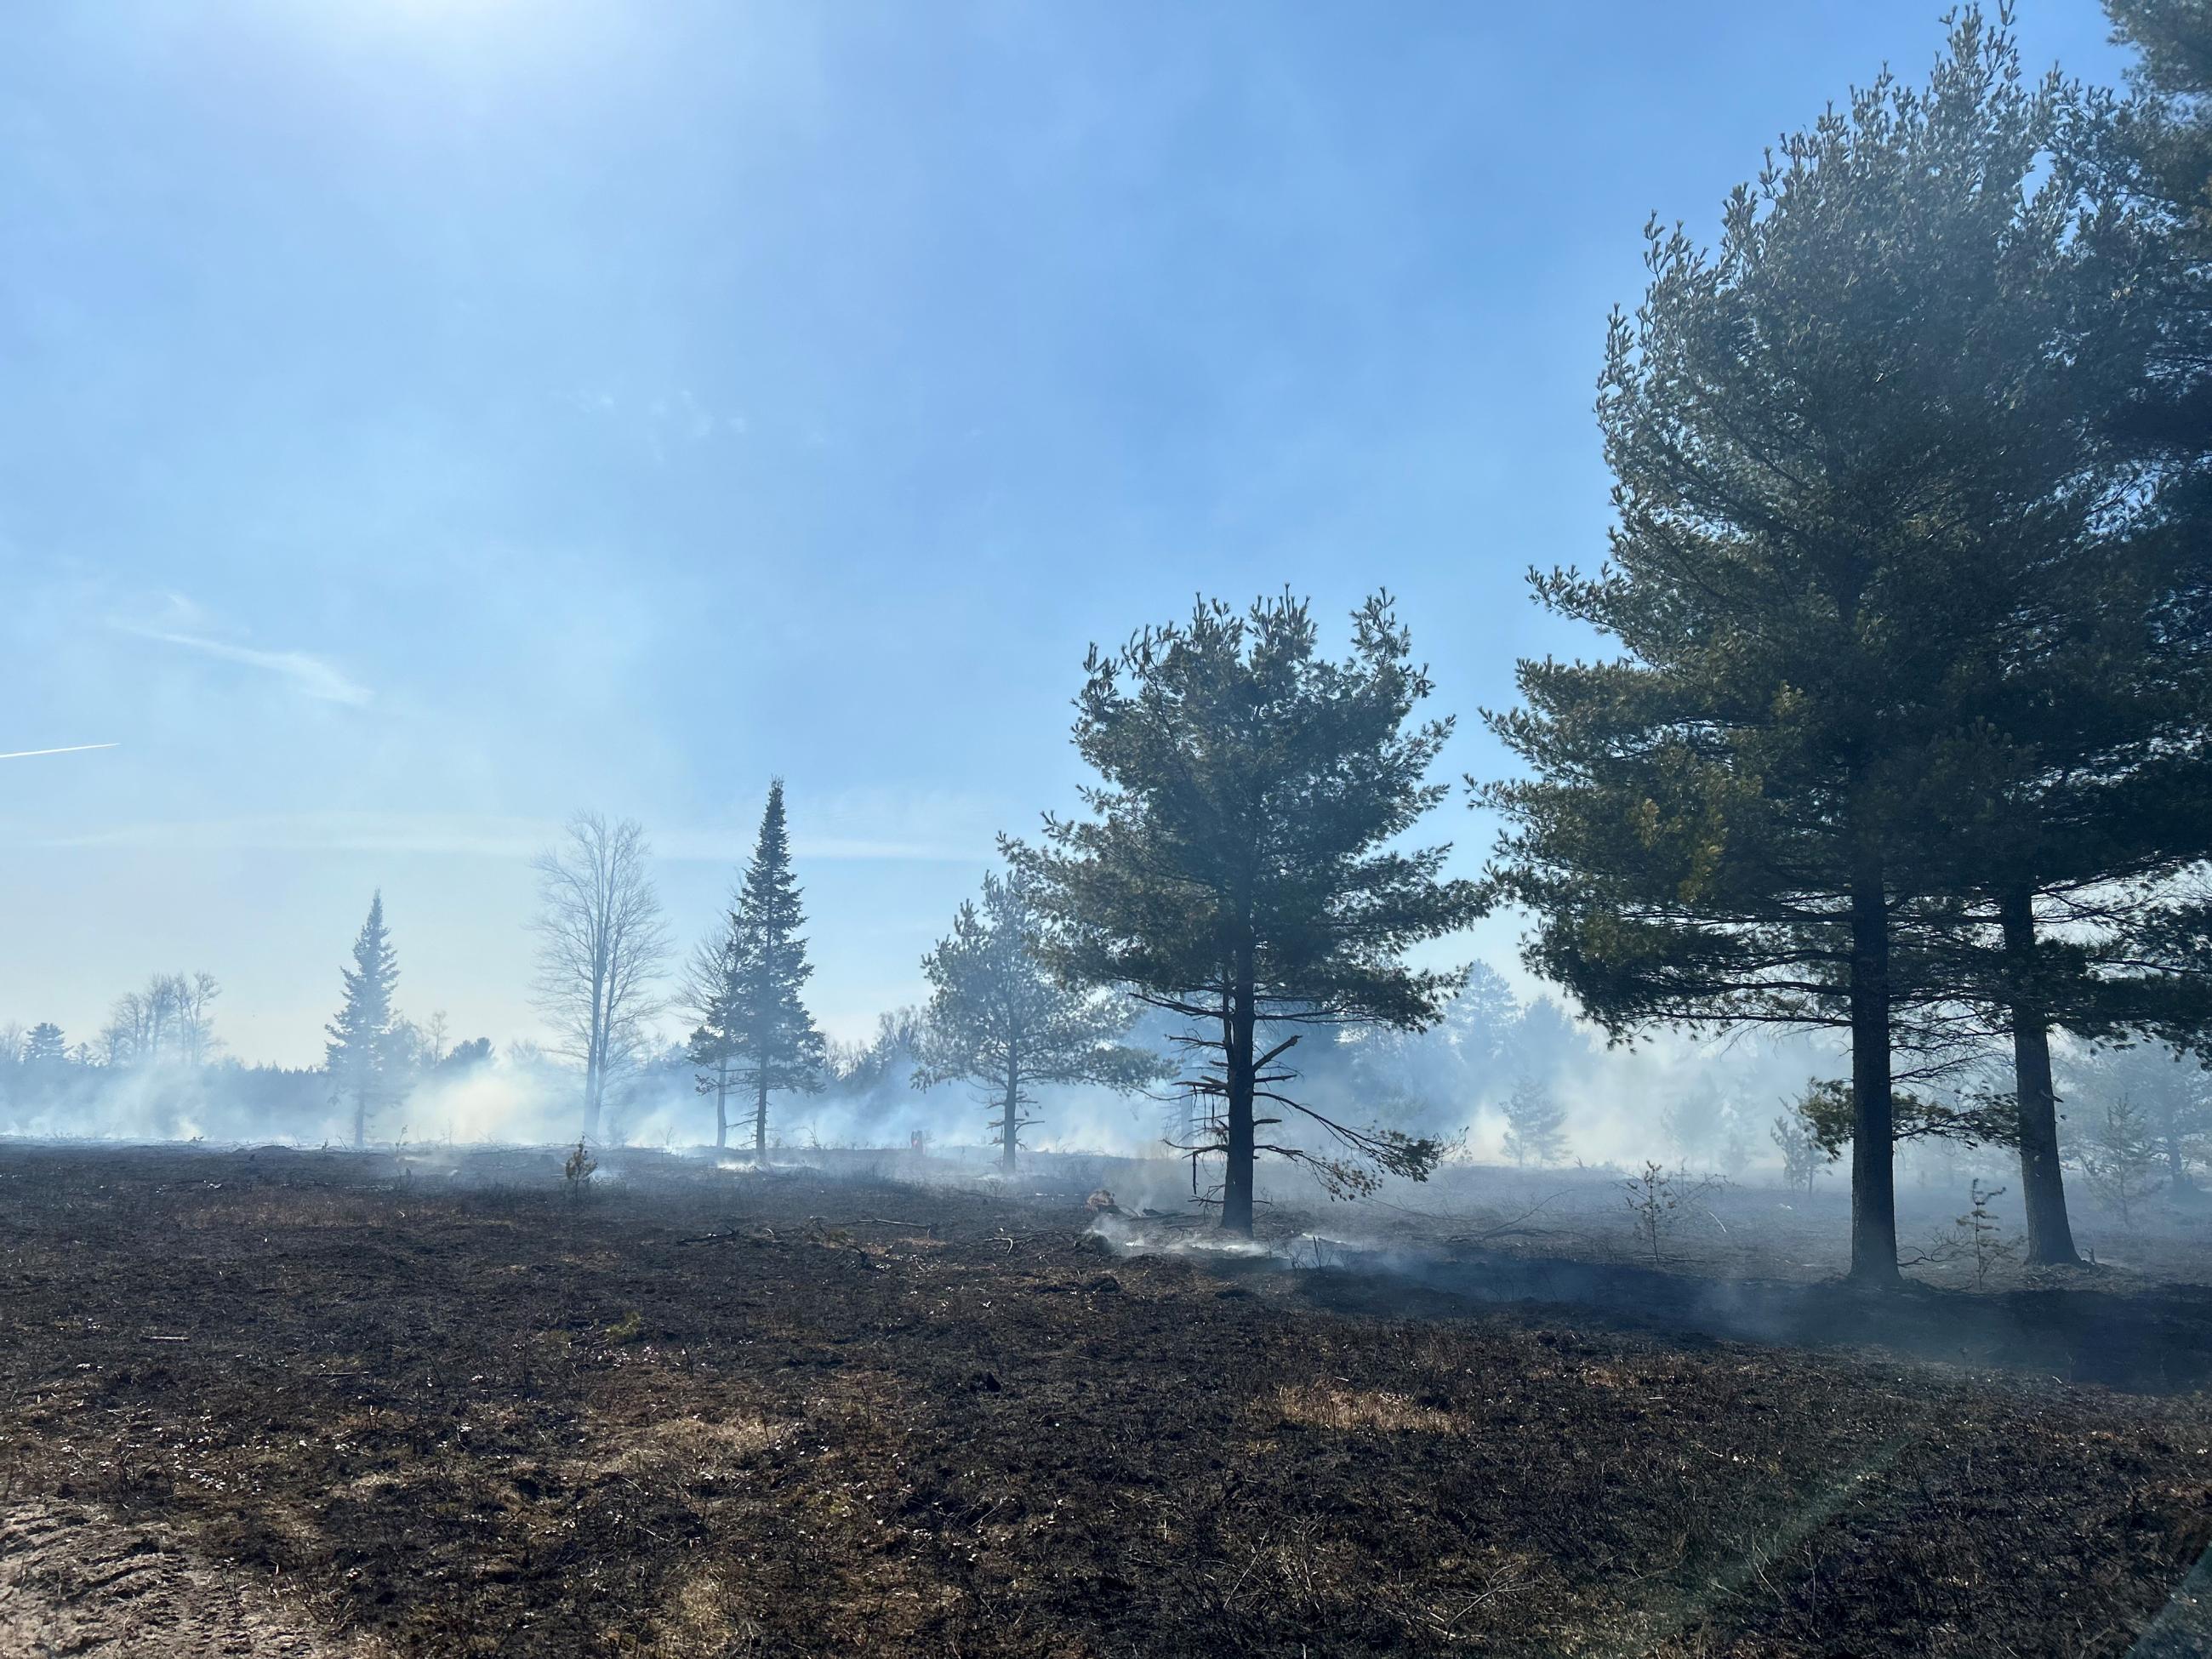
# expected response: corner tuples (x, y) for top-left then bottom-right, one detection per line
(720, 780), (825, 1160)
(1009, 592), (1482, 1234)
(20, 1023), (64, 1068)
(914, 864), (1167, 1172)
(1479, 14), (2166, 1282)
(326, 892), (401, 1148)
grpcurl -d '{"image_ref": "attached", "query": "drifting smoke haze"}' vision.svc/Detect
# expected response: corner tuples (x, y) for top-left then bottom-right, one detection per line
(0, 0), (2187, 1273)
(0, 944), (1955, 1183)
(0, 772), (2059, 1190)
(13, 5), (2212, 1654)
(0, 5), (2144, 1183)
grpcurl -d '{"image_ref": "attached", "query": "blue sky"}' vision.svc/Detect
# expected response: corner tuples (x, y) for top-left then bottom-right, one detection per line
(0, 0), (2126, 1066)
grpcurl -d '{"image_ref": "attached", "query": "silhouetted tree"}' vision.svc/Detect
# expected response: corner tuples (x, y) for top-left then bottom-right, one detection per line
(1771, 1094), (1836, 1194)
(915, 865), (1166, 1171)
(715, 781), (826, 1160)
(681, 923), (743, 1149)
(1478, 14), (2166, 1282)
(105, 972), (221, 1068)
(2075, 1093), (2166, 1226)
(1501, 1075), (1568, 1167)
(179, 972), (219, 1066)
(20, 1023), (65, 1068)
(1447, 965), (1524, 1073)
(1662, 1083), (1737, 1170)
(2072, 1045), (2212, 1195)
(438, 1037), (494, 1073)
(326, 893), (402, 1147)
(1011, 592), (1482, 1234)
(531, 814), (671, 1142)
(832, 1009), (926, 1094)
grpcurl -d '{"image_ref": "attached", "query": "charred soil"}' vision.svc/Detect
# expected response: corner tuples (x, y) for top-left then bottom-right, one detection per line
(3, 1142), (2211, 1656)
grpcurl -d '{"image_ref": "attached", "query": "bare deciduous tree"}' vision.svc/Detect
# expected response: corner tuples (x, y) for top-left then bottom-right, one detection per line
(102, 972), (222, 1068)
(530, 812), (672, 1141)
(178, 972), (220, 1066)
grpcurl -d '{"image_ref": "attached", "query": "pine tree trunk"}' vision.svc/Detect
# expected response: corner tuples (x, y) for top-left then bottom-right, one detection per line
(1847, 847), (1901, 1286)
(1001, 1056), (1021, 1173)
(755, 1073), (769, 1164)
(715, 1059), (729, 1150)
(1221, 977), (1257, 1235)
(2000, 886), (2080, 1266)
(353, 1087), (365, 1150)
(582, 1053), (602, 1143)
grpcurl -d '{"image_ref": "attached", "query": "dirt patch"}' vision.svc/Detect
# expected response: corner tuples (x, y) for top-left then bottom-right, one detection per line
(0, 1499), (360, 1656)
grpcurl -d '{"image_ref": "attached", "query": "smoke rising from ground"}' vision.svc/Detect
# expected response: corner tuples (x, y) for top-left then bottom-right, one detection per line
(7, 957), (2200, 1233)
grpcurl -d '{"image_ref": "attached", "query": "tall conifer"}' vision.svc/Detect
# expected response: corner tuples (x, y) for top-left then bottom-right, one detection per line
(1479, 14), (2166, 1280)
(719, 780), (825, 1160)
(327, 892), (401, 1148)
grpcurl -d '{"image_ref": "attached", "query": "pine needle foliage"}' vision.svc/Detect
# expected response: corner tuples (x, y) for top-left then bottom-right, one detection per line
(1009, 591), (1483, 1233)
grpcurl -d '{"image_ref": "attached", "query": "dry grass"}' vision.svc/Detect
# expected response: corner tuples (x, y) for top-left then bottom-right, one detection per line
(596, 1410), (800, 1483)
(1273, 1381), (1463, 1434)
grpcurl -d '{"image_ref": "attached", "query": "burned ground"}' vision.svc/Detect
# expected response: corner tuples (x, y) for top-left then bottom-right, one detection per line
(3, 1143), (2212, 1656)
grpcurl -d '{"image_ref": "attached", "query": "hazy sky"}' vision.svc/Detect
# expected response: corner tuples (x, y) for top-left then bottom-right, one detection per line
(0, 1), (2126, 1067)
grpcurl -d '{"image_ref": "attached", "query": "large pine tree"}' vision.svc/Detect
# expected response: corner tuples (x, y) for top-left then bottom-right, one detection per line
(1915, 567), (2212, 1262)
(326, 892), (401, 1148)
(1010, 592), (1481, 1234)
(1479, 14), (2165, 1281)
(2082, 2), (2212, 1023)
(717, 780), (825, 1160)
(914, 864), (1167, 1171)
(1865, 15), (2212, 1263)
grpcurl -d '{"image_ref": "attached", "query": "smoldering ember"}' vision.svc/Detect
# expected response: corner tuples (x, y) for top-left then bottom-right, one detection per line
(9, 3), (2212, 1656)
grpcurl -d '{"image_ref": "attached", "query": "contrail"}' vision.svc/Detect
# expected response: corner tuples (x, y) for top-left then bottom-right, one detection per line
(0, 742), (120, 761)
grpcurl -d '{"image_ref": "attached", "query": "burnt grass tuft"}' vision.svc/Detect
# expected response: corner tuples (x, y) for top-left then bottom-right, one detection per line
(3, 1142), (2212, 1656)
